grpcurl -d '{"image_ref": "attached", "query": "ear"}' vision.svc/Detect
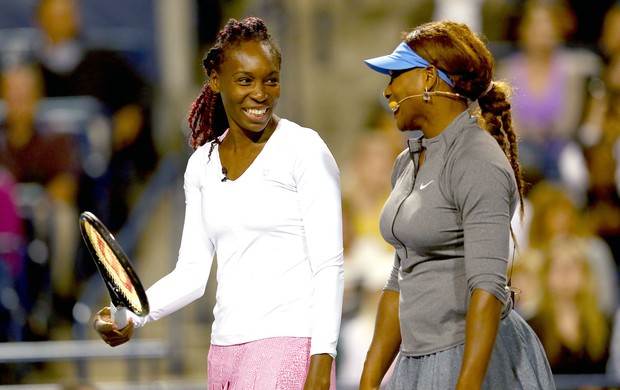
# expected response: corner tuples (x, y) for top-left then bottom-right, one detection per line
(423, 66), (439, 89)
(209, 70), (220, 94)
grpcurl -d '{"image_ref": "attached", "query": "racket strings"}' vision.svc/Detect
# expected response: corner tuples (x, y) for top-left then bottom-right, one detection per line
(84, 223), (144, 313)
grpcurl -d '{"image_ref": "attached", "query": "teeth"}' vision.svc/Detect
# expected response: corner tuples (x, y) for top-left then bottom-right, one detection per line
(245, 108), (268, 116)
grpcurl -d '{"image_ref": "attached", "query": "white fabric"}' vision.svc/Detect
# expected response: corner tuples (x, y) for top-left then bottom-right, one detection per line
(130, 119), (344, 357)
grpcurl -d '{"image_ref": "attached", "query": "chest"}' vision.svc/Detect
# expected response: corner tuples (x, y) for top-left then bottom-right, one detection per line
(202, 148), (301, 236)
(218, 143), (267, 181)
(381, 149), (462, 253)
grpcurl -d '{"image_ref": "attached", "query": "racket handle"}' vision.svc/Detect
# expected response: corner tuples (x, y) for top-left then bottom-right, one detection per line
(110, 305), (129, 329)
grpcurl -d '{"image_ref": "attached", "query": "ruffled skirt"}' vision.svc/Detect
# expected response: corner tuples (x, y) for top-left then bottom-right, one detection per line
(387, 311), (555, 389)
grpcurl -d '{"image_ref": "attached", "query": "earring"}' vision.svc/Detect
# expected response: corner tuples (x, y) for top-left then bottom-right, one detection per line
(423, 87), (431, 102)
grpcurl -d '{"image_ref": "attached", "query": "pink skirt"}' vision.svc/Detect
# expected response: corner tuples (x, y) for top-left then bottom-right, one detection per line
(207, 337), (336, 390)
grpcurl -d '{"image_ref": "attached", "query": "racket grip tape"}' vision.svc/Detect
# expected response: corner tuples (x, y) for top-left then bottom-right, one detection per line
(110, 305), (129, 329)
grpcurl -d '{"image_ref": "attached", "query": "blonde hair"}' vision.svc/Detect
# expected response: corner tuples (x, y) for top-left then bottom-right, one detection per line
(535, 239), (609, 365)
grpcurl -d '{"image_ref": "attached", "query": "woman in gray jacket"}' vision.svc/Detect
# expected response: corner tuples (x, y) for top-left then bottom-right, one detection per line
(359, 20), (555, 390)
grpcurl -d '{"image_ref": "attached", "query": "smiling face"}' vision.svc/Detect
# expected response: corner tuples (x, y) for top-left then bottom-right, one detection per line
(209, 40), (280, 135)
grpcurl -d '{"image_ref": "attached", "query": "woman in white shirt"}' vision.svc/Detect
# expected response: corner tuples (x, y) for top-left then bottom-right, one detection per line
(93, 16), (344, 390)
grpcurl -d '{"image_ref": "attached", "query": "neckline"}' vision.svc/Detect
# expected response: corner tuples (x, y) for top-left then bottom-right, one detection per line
(421, 110), (473, 149)
(215, 119), (284, 182)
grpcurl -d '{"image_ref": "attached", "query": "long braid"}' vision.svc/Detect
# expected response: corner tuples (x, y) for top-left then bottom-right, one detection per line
(476, 86), (525, 293)
(187, 17), (282, 153)
(188, 83), (217, 150)
(187, 43), (227, 155)
(477, 81), (525, 220)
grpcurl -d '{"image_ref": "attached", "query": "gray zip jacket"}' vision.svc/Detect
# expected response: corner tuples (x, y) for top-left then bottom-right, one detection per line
(381, 110), (517, 356)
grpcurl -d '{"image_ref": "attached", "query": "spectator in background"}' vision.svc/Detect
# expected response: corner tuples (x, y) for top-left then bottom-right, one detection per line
(0, 167), (30, 385)
(33, 0), (158, 233)
(339, 130), (399, 331)
(342, 131), (396, 250)
(577, 3), (620, 149)
(0, 62), (81, 327)
(509, 248), (545, 321)
(597, 2), (620, 63)
(338, 244), (395, 389)
(523, 181), (618, 317)
(0, 166), (26, 342)
(527, 239), (611, 376)
(582, 134), (620, 268)
(338, 110), (403, 389)
(577, 6), (620, 264)
(0, 166), (25, 284)
(496, 0), (596, 192)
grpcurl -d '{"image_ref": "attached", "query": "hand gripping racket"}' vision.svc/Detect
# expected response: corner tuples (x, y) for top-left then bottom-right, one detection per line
(79, 211), (149, 328)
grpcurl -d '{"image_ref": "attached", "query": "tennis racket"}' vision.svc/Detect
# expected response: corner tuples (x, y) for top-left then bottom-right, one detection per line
(79, 211), (149, 328)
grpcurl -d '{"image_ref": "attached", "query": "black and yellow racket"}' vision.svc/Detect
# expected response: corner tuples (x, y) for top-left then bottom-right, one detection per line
(79, 211), (149, 328)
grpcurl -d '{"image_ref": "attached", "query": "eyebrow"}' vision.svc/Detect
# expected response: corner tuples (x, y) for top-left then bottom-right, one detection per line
(233, 70), (280, 77)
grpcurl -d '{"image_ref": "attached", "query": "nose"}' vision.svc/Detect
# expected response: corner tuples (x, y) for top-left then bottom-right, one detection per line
(251, 83), (267, 101)
(383, 85), (392, 101)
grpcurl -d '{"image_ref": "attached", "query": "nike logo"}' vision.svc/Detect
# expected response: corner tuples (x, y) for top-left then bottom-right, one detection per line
(420, 180), (434, 190)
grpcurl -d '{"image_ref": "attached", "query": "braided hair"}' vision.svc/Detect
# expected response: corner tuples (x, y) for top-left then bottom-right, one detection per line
(187, 17), (282, 152)
(404, 21), (525, 219)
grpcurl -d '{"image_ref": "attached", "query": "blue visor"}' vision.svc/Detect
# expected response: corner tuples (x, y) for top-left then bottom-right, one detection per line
(364, 42), (454, 87)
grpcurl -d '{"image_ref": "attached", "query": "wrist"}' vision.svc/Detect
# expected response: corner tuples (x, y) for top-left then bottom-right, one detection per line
(360, 366), (383, 389)
(456, 373), (483, 390)
(359, 375), (381, 390)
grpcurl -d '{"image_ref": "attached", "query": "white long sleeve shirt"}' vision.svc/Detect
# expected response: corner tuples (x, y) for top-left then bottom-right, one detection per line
(131, 119), (344, 357)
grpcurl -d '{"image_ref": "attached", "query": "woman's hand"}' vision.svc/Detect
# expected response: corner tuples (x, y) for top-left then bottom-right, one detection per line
(303, 353), (333, 390)
(93, 307), (134, 347)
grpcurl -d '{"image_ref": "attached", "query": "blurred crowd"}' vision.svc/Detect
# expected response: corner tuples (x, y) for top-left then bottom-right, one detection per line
(1, 0), (620, 388)
(0, 0), (158, 383)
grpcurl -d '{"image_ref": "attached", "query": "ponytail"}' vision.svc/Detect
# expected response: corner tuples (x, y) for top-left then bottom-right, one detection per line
(477, 80), (525, 219)
(188, 83), (227, 151)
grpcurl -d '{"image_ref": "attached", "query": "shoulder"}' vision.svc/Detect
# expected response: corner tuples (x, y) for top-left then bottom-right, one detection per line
(275, 118), (332, 153)
(390, 148), (411, 187)
(393, 147), (411, 173)
(451, 124), (509, 167)
(184, 142), (220, 188)
(444, 124), (516, 188)
(277, 118), (323, 142)
(185, 143), (210, 174)
(276, 119), (340, 176)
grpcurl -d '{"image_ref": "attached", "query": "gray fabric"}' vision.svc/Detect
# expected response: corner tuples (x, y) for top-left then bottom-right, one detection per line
(386, 311), (556, 389)
(380, 110), (517, 356)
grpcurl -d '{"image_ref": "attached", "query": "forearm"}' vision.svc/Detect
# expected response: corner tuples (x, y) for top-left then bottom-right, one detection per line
(310, 262), (344, 356)
(304, 353), (333, 390)
(360, 289), (402, 389)
(457, 289), (503, 390)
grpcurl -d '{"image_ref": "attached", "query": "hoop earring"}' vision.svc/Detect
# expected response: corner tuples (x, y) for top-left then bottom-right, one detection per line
(423, 87), (431, 102)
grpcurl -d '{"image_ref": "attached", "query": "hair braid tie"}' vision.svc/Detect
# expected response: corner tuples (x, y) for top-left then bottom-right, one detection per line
(478, 81), (494, 100)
